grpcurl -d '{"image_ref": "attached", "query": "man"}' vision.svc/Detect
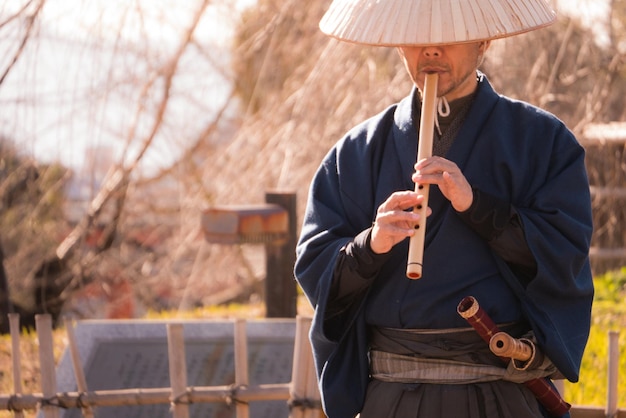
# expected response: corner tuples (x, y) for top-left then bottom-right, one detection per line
(294, 0), (594, 417)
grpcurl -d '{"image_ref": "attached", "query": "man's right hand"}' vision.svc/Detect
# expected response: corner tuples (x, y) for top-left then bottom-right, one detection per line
(370, 191), (430, 254)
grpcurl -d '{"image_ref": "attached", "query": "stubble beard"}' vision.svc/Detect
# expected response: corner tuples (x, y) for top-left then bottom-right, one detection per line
(433, 67), (478, 100)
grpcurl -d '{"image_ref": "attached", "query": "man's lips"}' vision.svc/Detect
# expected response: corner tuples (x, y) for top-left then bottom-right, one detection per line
(420, 67), (446, 74)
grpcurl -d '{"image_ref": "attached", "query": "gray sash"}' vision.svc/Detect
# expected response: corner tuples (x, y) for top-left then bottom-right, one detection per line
(368, 325), (558, 385)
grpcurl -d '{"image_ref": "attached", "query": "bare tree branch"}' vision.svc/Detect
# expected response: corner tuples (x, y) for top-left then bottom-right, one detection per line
(0, 0), (45, 89)
(572, 52), (625, 133)
(55, 0), (211, 262)
(125, 0), (211, 172)
(0, 0), (36, 30)
(541, 18), (575, 106)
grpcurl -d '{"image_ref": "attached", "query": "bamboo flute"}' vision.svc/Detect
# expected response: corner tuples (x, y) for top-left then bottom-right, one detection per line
(489, 331), (534, 361)
(407, 72), (439, 279)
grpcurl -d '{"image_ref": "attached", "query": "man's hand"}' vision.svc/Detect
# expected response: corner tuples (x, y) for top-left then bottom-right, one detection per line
(370, 191), (429, 254)
(413, 156), (473, 212)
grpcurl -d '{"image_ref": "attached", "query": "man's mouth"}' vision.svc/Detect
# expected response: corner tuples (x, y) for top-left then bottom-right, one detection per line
(420, 67), (446, 74)
(419, 62), (448, 73)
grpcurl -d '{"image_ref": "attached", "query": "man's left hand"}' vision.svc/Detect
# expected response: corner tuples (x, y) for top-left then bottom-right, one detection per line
(413, 156), (473, 212)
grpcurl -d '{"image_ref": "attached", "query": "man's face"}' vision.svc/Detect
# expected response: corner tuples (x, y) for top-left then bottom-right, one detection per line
(397, 41), (490, 101)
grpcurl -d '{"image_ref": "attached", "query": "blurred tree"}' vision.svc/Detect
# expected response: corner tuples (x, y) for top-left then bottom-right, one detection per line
(0, 242), (9, 333)
(0, 0), (46, 89)
(2, 0), (624, 324)
(606, 0), (626, 122)
(1, 0), (225, 323)
(609, 0), (626, 53)
(231, 2), (626, 133)
(231, 0), (328, 114)
(483, 12), (626, 132)
(229, 0), (404, 115)
(0, 137), (69, 329)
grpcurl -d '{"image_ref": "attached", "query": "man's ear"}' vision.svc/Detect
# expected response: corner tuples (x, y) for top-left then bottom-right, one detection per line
(477, 41), (491, 67)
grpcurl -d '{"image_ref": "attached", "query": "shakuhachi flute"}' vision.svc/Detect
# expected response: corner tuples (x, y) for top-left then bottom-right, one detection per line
(490, 331), (534, 361)
(407, 72), (439, 279)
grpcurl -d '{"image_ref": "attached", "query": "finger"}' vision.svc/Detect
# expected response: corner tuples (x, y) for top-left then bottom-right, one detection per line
(381, 191), (421, 212)
(371, 221), (414, 253)
(415, 156), (457, 174)
(415, 156), (446, 170)
(412, 170), (443, 186)
(442, 170), (457, 187)
(375, 223), (416, 238)
(375, 208), (416, 230)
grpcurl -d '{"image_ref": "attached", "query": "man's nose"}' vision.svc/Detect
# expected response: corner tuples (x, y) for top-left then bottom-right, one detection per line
(422, 47), (442, 58)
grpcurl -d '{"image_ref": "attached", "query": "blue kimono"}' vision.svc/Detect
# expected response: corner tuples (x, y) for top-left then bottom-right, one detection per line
(294, 73), (593, 417)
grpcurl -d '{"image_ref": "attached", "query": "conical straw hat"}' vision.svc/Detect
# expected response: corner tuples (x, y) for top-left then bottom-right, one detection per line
(319, 0), (556, 46)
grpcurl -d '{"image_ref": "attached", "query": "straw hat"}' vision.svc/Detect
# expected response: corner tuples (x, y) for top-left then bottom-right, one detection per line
(319, 0), (556, 46)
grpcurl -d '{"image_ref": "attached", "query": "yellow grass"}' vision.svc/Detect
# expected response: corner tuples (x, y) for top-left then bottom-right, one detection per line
(564, 301), (626, 407)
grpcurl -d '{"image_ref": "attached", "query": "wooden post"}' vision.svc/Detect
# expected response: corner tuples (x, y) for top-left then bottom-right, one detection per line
(606, 331), (620, 418)
(167, 323), (190, 418)
(265, 191), (297, 318)
(8, 314), (25, 418)
(36, 315), (59, 418)
(64, 318), (95, 418)
(553, 380), (564, 399)
(234, 319), (250, 418)
(290, 316), (307, 418)
(290, 316), (322, 418)
(303, 321), (322, 418)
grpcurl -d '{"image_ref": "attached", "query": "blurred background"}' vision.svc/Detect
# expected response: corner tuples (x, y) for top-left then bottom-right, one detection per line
(0, 0), (624, 327)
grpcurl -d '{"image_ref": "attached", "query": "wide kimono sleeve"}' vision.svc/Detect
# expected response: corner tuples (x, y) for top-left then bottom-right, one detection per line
(477, 104), (594, 383)
(294, 150), (372, 418)
(294, 106), (400, 417)
(294, 161), (368, 416)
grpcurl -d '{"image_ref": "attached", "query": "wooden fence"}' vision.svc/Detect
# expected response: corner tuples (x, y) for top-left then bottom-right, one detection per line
(581, 123), (626, 274)
(0, 314), (622, 417)
(0, 315), (323, 418)
(569, 331), (624, 418)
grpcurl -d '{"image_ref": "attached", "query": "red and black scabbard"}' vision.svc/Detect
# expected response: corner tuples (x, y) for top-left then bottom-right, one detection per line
(457, 296), (570, 417)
